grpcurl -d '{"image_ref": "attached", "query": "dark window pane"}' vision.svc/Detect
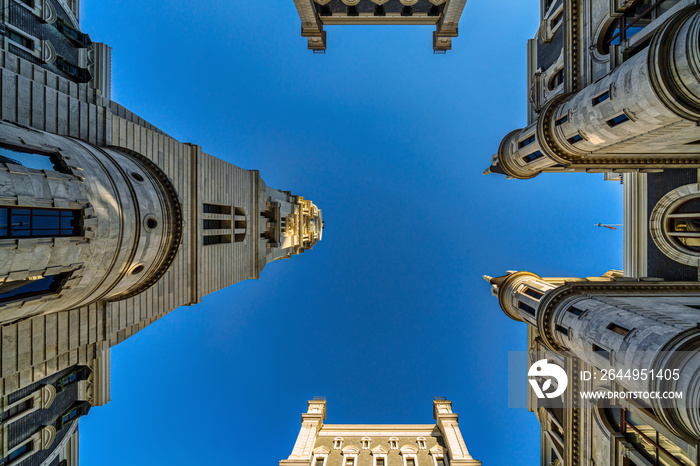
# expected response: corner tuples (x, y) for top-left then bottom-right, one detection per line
(0, 209), (7, 229)
(33, 216), (60, 230)
(0, 273), (68, 303)
(8, 443), (29, 461)
(33, 209), (60, 217)
(61, 216), (77, 228)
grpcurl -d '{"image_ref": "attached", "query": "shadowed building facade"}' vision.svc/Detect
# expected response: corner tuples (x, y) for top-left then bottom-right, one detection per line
(280, 398), (481, 466)
(291, 0), (468, 52)
(0, 1), (323, 464)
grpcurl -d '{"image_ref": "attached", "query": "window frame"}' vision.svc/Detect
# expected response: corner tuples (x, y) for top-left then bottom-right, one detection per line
(3, 24), (37, 53)
(0, 206), (82, 239)
(0, 272), (71, 305)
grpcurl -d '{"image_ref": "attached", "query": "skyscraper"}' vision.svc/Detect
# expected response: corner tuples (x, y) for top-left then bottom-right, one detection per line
(485, 0), (700, 179)
(291, 0), (469, 52)
(0, 1), (323, 464)
(280, 397), (481, 466)
(483, 1), (700, 464)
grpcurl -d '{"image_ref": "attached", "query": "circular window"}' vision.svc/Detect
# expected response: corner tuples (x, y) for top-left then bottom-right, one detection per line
(131, 172), (144, 182)
(650, 184), (700, 266)
(131, 265), (144, 275)
(146, 218), (158, 229)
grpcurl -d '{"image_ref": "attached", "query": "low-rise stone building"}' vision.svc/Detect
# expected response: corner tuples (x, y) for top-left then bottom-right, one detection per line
(280, 398), (481, 466)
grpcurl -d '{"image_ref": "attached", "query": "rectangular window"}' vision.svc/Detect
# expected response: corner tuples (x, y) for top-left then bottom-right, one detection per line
(592, 91), (610, 106)
(518, 135), (536, 148)
(203, 219), (231, 230)
(203, 234), (231, 246)
(0, 145), (66, 172)
(8, 443), (31, 461)
(203, 203), (232, 215)
(555, 325), (569, 336)
(376, 459), (385, 466)
(314, 459), (325, 466)
(6, 399), (32, 418)
(406, 459), (416, 466)
(593, 344), (611, 359)
(567, 134), (584, 144)
(550, 9), (563, 28)
(607, 323), (630, 336)
(6, 29), (33, 49)
(0, 273), (69, 304)
(518, 301), (536, 316)
(436, 460), (446, 466)
(522, 151), (544, 163)
(59, 372), (78, 389)
(555, 115), (568, 126)
(61, 408), (78, 425)
(524, 288), (544, 299)
(607, 114), (630, 127)
(0, 207), (81, 238)
(345, 459), (355, 466)
(568, 306), (584, 316)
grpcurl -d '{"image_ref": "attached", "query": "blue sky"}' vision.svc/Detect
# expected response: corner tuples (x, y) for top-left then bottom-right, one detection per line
(79, 1), (622, 464)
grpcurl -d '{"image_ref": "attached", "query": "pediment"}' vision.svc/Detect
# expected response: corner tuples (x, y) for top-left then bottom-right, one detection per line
(371, 445), (388, 454)
(342, 446), (360, 454)
(429, 445), (444, 455)
(400, 445), (418, 454)
(313, 446), (330, 455)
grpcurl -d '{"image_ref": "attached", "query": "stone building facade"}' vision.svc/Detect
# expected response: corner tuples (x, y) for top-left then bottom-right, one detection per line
(0, 1), (323, 464)
(280, 398), (481, 466)
(483, 1), (700, 465)
(485, 271), (700, 466)
(485, 0), (700, 179)
(291, 0), (468, 52)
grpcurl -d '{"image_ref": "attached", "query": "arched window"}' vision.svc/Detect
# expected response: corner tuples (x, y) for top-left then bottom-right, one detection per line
(599, 0), (682, 54)
(650, 185), (700, 266)
(548, 68), (564, 91)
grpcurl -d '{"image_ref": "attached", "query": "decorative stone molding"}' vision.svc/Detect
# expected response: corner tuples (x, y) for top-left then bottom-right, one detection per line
(648, 4), (700, 121)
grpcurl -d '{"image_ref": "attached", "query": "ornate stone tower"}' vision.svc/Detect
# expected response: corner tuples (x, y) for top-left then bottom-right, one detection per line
(291, 0), (469, 52)
(0, 1), (323, 464)
(280, 397), (481, 466)
(482, 4), (700, 461)
(485, 270), (700, 465)
(485, 1), (700, 179)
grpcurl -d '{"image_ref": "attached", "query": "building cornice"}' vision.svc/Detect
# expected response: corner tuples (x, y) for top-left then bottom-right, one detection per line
(537, 281), (700, 353)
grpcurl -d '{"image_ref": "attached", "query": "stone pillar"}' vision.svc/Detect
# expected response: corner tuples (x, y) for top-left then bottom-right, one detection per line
(280, 398), (327, 466)
(486, 272), (700, 439)
(488, 5), (700, 178)
(433, 398), (481, 465)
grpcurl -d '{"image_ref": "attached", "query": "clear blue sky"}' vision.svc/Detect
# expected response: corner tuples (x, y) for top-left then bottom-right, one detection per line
(79, 1), (622, 464)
